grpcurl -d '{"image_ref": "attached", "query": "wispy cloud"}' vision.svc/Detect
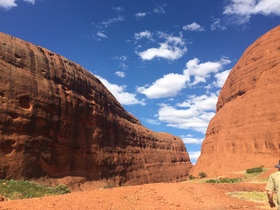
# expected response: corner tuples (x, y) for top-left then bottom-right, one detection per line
(112, 6), (124, 13)
(100, 15), (124, 28)
(153, 4), (166, 14)
(134, 3), (166, 20)
(92, 7), (125, 40)
(224, 0), (280, 25)
(136, 32), (187, 61)
(96, 75), (145, 106)
(137, 57), (230, 99)
(210, 18), (227, 31)
(0, 0), (35, 10)
(183, 22), (205, 31)
(113, 55), (128, 69)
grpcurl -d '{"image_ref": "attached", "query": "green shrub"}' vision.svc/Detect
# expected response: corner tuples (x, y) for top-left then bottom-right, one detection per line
(206, 179), (219, 183)
(188, 175), (196, 180)
(205, 177), (241, 184)
(219, 178), (241, 183)
(246, 166), (263, 174)
(0, 179), (70, 200)
(54, 184), (71, 194)
(198, 172), (207, 178)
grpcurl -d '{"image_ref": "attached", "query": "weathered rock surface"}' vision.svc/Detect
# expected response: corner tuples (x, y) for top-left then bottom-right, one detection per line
(0, 32), (192, 185)
(191, 25), (280, 177)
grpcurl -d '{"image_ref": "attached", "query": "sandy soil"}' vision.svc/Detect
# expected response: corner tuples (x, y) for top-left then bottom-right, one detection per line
(0, 181), (269, 210)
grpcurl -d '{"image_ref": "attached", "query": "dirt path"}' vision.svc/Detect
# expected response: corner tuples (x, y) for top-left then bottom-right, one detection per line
(0, 182), (268, 210)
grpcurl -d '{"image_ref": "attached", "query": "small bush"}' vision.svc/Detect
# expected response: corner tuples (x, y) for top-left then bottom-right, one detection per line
(188, 175), (196, 180)
(198, 172), (207, 178)
(246, 166), (263, 174)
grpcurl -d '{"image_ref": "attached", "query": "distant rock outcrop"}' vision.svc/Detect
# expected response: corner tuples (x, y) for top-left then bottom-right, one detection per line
(0, 32), (192, 185)
(191, 25), (280, 177)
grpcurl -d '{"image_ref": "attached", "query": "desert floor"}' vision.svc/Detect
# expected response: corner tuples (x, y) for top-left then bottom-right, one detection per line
(0, 178), (271, 210)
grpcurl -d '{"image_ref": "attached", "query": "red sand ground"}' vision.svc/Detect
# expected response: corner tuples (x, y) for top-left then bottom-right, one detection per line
(0, 181), (270, 210)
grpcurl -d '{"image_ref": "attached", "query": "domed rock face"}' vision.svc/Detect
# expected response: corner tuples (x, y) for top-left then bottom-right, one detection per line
(191, 26), (280, 178)
(0, 33), (192, 185)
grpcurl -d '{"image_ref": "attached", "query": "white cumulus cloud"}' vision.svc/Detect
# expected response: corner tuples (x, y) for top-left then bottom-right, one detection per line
(137, 57), (231, 99)
(115, 71), (125, 78)
(135, 12), (148, 19)
(157, 94), (217, 133)
(136, 32), (187, 61)
(138, 57), (231, 134)
(0, 0), (35, 9)
(184, 57), (231, 86)
(137, 73), (187, 99)
(135, 30), (153, 41)
(224, 0), (280, 24)
(183, 22), (205, 31)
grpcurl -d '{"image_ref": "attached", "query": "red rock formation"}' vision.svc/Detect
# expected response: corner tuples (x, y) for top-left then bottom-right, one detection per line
(191, 25), (280, 178)
(0, 32), (192, 185)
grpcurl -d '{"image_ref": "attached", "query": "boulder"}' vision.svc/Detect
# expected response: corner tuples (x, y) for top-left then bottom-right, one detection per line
(0, 32), (192, 185)
(191, 25), (280, 177)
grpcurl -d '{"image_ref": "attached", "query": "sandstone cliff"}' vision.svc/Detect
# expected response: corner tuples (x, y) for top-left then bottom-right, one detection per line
(191, 25), (280, 177)
(0, 32), (192, 185)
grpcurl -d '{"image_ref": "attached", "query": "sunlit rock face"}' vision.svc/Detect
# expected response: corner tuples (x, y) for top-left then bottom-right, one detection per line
(0, 32), (192, 185)
(191, 26), (280, 177)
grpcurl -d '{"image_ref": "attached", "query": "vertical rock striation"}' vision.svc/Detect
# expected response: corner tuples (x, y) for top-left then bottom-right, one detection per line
(191, 25), (280, 177)
(0, 32), (192, 185)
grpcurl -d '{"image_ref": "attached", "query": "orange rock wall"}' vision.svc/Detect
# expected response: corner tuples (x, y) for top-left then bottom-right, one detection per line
(0, 33), (192, 185)
(191, 26), (280, 177)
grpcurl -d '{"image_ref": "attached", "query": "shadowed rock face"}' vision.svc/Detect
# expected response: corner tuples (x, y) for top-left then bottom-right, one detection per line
(191, 25), (280, 178)
(0, 32), (192, 185)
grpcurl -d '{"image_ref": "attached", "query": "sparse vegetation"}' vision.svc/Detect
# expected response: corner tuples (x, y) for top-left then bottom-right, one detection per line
(0, 179), (70, 200)
(246, 166), (264, 174)
(206, 177), (241, 184)
(227, 191), (271, 203)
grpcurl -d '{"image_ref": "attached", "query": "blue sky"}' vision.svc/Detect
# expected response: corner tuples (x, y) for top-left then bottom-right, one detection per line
(1, 0), (279, 164)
